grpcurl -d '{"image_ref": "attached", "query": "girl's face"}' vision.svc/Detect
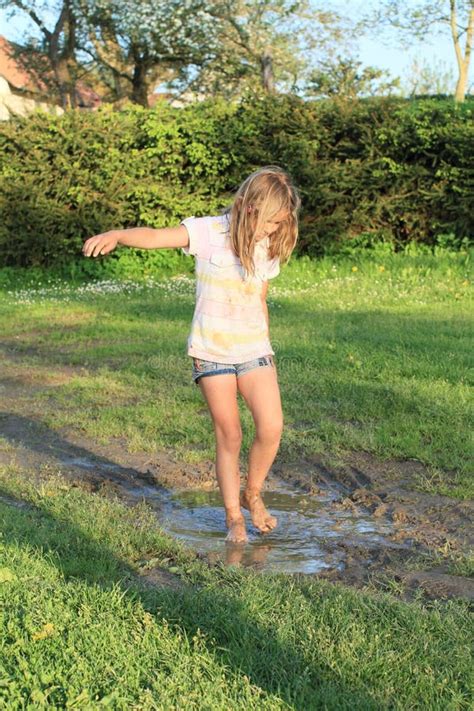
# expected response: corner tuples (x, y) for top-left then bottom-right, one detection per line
(255, 208), (289, 241)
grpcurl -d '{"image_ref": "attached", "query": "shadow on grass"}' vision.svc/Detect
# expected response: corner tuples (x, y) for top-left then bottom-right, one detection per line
(0, 474), (381, 710)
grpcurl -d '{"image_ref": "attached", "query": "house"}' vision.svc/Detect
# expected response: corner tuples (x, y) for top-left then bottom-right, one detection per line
(0, 34), (201, 119)
(0, 34), (101, 120)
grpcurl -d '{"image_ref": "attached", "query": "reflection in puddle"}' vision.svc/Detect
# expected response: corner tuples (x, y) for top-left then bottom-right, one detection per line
(130, 478), (403, 575)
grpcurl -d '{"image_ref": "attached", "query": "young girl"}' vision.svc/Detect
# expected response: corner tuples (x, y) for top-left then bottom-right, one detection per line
(83, 165), (301, 544)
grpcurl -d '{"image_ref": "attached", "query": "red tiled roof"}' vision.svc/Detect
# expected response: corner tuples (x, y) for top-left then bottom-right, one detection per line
(0, 35), (45, 91)
(0, 35), (101, 107)
(0, 34), (174, 108)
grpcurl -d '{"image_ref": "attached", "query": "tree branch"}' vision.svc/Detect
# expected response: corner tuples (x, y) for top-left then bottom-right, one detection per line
(10, 0), (52, 41)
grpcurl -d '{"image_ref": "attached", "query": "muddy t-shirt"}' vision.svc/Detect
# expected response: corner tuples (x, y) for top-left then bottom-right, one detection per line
(180, 213), (280, 364)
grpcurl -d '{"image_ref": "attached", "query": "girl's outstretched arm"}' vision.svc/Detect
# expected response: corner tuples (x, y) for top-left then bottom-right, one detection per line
(82, 225), (189, 258)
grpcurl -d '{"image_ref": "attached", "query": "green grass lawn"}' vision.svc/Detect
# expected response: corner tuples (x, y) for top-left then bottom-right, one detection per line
(0, 467), (472, 710)
(0, 246), (472, 708)
(1, 244), (472, 497)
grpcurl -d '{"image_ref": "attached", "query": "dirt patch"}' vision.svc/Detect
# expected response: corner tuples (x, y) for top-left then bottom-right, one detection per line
(271, 452), (473, 603)
(0, 407), (216, 495)
(273, 451), (473, 552)
(0, 359), (216, 492)
(1, 355), (472, 602)
(390, 569), (474, 602)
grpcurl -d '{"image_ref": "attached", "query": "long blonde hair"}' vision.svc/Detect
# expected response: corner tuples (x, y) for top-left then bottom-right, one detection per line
(221, 165), (301, 279)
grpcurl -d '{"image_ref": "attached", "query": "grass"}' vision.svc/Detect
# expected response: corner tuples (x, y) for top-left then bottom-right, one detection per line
(1, 243), (472, 497)
(0, 466), (472, 710)
(0, 245), (473, 707)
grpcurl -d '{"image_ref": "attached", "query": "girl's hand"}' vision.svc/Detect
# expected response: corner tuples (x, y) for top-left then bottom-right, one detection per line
(82, 231), (119, 258)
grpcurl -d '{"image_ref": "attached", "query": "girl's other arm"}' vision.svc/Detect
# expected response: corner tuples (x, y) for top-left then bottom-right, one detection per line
(82, 225), (189, 258)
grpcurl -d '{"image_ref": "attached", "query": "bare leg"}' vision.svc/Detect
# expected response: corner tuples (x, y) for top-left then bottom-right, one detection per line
(237, 363), (283, 533)
(198, 374), (248, 543)
(246, 426), (282, 495)
(217, 434), (247, 544)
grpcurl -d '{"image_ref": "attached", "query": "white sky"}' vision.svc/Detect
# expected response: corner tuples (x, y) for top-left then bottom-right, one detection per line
(0, 1), (472, 93)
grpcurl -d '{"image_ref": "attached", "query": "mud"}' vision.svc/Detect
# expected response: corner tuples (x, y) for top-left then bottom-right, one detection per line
(1, 356), (473, 603)
(274, 452), (474, 554)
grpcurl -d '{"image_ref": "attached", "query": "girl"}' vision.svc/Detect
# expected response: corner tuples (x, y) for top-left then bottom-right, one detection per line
(83, 165), (301, 544)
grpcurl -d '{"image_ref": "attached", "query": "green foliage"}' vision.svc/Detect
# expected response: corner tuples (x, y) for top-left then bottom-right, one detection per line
(307, 56), (400, 99)
(0, 96), (472, 268)
(229, 94), (473, 255)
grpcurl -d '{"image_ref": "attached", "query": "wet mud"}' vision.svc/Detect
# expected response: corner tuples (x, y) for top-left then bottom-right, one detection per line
(1, 358), (473, 603)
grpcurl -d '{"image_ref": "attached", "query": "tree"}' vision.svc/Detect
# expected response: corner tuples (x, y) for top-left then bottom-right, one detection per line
(165, 0), (349, 100)
(366, 1), (474, 102)
(402, 57), (456, 96)
(306, 56), (400, 99)
(74, 0), (218, 106)
(0, 0), (79, 108)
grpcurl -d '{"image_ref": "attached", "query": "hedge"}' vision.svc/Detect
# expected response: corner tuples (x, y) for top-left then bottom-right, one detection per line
(0, 94), (472, 268)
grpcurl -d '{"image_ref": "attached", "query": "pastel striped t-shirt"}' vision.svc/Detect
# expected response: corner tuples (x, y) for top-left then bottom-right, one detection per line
(180, 213), (280, 364)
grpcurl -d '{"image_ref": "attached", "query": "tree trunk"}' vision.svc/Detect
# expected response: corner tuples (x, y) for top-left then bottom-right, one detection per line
(47, 0), (77, 109)
(454, 63), (469, 102)
(450, 0), (474, 103)
(131, 61), (150, 106)
(54, 57), (74, 109)
(261, 51), (274, 93)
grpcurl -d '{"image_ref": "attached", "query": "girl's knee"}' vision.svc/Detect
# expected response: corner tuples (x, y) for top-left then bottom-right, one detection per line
(256, 418), (283, 444)
(215, 424), (243, 449)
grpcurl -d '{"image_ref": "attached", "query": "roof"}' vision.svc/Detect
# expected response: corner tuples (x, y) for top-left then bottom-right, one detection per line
(0, 34), (183, 109)
(0, 35), (43, 92)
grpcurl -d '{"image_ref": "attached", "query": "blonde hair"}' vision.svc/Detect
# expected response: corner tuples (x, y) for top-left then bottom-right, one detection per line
(221, 165), (301, 279)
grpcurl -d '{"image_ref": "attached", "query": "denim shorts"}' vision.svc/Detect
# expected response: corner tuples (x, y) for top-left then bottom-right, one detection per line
(192, 354), (275, 385)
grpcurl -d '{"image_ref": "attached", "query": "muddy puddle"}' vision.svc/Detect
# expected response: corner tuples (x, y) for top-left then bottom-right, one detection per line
(39, 451), (474, 601)
(158, 480), (410, 573)
(55, 454), (409, 574)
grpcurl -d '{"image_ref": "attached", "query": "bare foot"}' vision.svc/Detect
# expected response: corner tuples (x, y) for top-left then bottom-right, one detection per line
(240, 489), (277, 533)
(225, 513), (248, 544)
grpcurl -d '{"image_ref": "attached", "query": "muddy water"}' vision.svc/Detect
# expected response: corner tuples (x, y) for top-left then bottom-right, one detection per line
(121, 476), (407, 574)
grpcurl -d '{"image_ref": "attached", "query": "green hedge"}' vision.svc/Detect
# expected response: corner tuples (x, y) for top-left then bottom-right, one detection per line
(0, 95), (472, 269)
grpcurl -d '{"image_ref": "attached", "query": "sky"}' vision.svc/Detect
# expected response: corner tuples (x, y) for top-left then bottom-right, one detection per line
(0, 1), (472, 95)
(350, 3), (469, 88)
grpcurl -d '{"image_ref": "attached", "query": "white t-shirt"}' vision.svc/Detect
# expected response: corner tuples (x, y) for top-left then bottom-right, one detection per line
(180, 213), (280, 363)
